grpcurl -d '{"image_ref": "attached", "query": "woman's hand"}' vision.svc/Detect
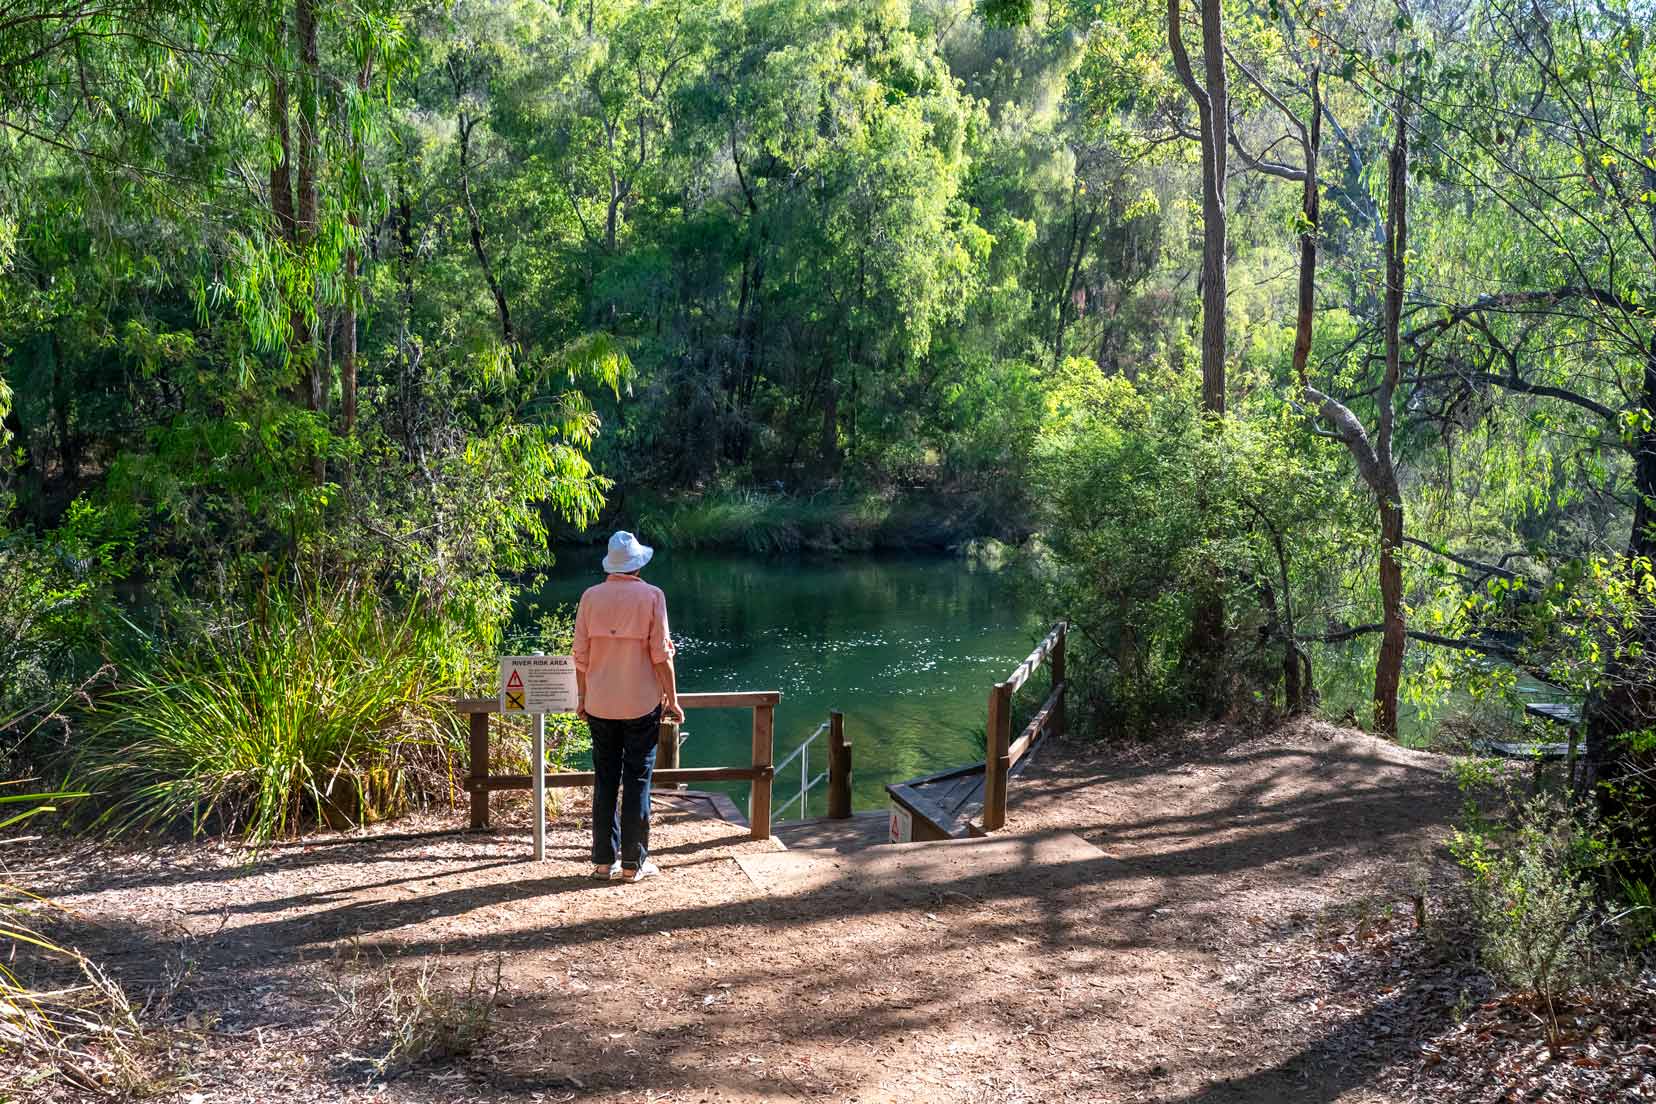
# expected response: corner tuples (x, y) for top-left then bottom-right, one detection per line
(662, 699), (685, 725)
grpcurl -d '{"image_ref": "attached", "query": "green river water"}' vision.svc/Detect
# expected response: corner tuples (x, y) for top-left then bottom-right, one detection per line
(530, 551), (1044, 818)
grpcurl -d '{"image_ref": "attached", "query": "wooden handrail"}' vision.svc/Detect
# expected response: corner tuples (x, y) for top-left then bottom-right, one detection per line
(457, 687), (779, 846)
(1007, 680), (1065, 768)
(982, 621), (1067, 832)
(465, 765), (770, 791)
(1000, 622), (1066, 696)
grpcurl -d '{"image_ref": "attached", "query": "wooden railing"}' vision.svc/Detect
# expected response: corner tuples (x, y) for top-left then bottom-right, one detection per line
(982, 621), (1067, 831)
(773, 709), (854, 822)
(454, 691), (779, 841)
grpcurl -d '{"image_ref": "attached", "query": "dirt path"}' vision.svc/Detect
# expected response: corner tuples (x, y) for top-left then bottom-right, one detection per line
(13, 721), (1468, 1103)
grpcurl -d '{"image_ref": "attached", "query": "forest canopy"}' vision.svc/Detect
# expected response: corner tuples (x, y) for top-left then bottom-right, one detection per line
(2, 0), (1655, 863)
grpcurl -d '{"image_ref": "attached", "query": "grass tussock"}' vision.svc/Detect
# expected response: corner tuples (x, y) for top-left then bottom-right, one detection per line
(74, 584), (477, 844)
(2, 790), (164, 1097)
(328, 948), (505, 1078)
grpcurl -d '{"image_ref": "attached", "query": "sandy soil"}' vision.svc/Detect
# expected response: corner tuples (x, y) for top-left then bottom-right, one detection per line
(8, 720), (1480, 1103)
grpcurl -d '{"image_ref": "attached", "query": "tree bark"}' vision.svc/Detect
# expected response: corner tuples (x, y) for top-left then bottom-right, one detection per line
(1291, 70), (1321, 391)
(1197, 0), (1227, 416)
(1167, 0), (1228, 415)
(819, 356), (839, 477)
(1579, 346), (1656, 851)
(294, 0), (321, 416)
(1371, 87), (1410, 739)
(342, 53), (372, 435)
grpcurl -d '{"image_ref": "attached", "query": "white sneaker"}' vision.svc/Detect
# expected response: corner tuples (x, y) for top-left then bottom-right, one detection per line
(592, 861), (621, 880)
(622, 861), (659, 883)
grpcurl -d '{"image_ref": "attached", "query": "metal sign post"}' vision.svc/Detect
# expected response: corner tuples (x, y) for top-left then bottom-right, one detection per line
(498, 655), (577, 863)
(531, 712), (546, 861)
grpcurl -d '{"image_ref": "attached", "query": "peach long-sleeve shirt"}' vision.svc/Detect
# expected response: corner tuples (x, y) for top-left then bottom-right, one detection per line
(571, 574), (676, 720)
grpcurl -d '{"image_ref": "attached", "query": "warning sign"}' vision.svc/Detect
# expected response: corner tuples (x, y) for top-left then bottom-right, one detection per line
(498, 655), (578, 714)
(889, 803), (913, 844)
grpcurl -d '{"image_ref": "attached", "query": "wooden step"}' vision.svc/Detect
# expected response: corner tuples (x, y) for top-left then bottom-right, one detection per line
(773, 811), (890, 853)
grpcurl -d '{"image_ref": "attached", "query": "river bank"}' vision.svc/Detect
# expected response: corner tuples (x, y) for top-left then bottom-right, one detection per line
(556, 486), (1032, 556)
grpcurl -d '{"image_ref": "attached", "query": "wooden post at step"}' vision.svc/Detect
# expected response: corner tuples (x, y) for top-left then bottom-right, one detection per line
(750, 703), (774, 840)
(1051, 622), (1067, 741)
(657, 719), (680, 770)
(827, 710), (851, 819)
(983, 681), (1013, 831)
(468, 711), (490, 829)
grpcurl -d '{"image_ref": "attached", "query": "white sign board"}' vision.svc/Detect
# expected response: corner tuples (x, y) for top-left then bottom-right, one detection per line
(498, 655), (579, 715)
(889, 802), (913, 844)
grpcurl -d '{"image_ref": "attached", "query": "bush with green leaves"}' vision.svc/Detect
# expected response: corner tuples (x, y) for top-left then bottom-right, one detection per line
(1032, 362), (1360, 733)
(73, 583), (482, 844)
(0, 503), (133, 746)
(1450, 794), (1599, 1027)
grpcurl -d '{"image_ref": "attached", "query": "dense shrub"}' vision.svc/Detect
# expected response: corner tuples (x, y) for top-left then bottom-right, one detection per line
(1032, 362), (1358, 734)
(1451, 794), (1599, 1014)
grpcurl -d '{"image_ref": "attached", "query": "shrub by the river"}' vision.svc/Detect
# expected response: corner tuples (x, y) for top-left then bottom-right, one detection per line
(1033, 363), (1360, 733)
(74, 585), (475, 844)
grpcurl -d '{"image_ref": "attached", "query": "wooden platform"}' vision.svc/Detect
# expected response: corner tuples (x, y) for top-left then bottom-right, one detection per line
(1524, 701), (1582, 727)
(773, 811), (890, 853)
(1478, 740), (1574, 760)
(885, 735), (1046, 841)
(655, 789), (747, 827)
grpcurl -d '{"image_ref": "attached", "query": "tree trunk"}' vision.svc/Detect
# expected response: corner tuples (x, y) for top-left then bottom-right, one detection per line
(1167, 0), (1227, 414)
(294, 0), (321, 416)
(1371, 86), (1410, 739)
(342, 55), (371, 436)
(1579, 347), (1656, 859)
(1374, 487), (1405, 736)
(819, 359), (839, 477)
(1197, 0), (1227, 417)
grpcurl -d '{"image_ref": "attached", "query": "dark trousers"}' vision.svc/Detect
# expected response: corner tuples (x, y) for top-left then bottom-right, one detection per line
(589, 706), (660, 867)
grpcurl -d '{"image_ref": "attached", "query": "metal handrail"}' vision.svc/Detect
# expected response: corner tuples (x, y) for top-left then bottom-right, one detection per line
(775, 719), (831, 820)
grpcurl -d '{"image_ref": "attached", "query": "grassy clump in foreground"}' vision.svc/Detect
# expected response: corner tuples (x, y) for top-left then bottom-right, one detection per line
(1, 787), (159, 1095)
(74, 584), (477, 845)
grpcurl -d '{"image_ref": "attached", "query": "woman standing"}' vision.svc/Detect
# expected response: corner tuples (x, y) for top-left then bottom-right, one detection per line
(572, 531), (685, 882)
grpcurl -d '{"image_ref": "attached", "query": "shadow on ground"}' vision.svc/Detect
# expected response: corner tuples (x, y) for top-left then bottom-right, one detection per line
(22, 723), (1463, 1103)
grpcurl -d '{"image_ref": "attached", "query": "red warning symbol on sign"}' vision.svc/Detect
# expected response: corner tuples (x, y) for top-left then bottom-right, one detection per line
(506, 670), (523, 690)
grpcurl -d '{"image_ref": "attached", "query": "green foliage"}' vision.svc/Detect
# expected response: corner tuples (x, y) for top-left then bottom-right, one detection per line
(0, 504), (132, 739)
(1034, 362), (1359, 731)
(1450, 795), (1600, 1025)
(74, 584), (479, 844)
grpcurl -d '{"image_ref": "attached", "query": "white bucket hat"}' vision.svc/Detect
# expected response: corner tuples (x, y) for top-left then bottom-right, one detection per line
(602, 530), (654, 574)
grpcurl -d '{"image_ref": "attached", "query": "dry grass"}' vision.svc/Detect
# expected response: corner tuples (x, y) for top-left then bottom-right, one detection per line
(0, 923), (162, 1098)
(327, 945), (506, 1078)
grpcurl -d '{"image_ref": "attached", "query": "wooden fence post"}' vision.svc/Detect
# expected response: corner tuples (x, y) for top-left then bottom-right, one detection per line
(827, 710), (851, 819)
(983, 681), (1012, 831)
(468, 711), (490, 830)
(657, 720), (680, 770)
(750, 704), (774, 840)
(1051, 622), (1067, 741)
